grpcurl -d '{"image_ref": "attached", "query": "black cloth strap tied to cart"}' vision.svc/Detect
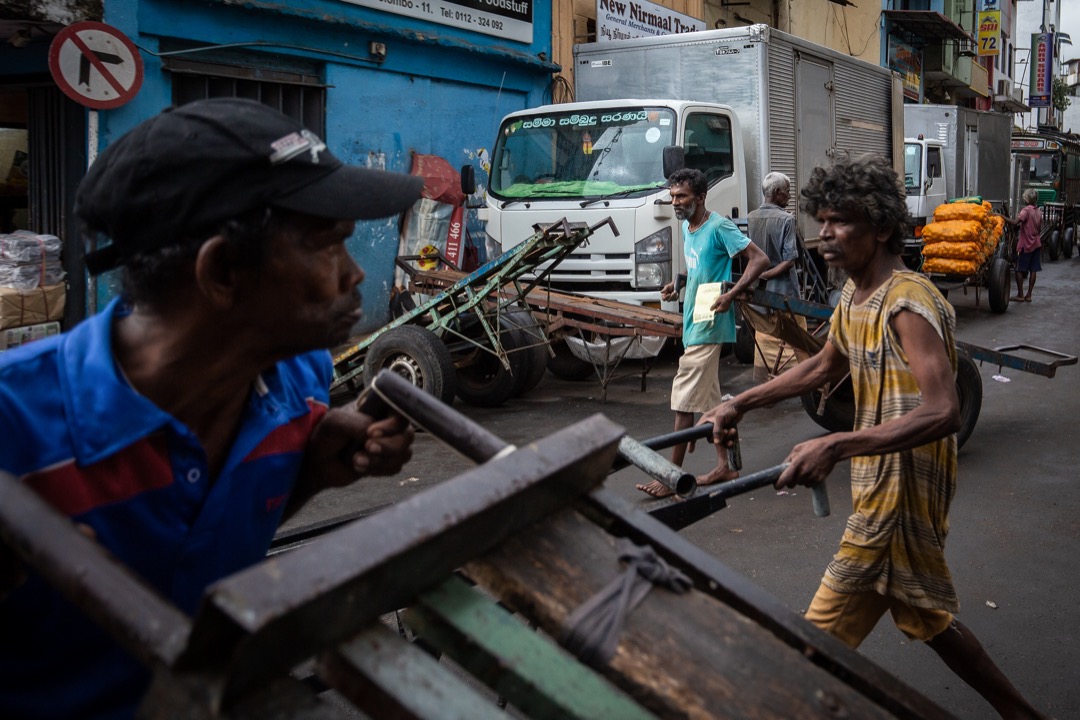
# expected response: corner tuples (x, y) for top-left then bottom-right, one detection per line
(559, 538), (692, 669)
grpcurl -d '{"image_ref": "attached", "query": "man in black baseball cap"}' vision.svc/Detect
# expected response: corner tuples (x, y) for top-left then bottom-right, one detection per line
(0, 98), (421, 719)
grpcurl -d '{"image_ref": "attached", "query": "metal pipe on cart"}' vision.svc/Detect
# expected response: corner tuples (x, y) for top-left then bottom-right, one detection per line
(630, 422), (829, 518)
(365, 372), (828, 515)
(364, 372), (701, 499)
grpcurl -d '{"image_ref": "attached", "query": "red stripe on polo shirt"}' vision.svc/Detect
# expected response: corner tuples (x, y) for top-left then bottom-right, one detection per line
(23, 434), (174, 516)
(244, 401), (326, 463)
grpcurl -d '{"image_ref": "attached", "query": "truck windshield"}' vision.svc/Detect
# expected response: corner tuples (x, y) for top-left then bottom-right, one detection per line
(490, 107), (676, 200)
(1014, 152), (1058, 183)
(904, 143), (922, 190)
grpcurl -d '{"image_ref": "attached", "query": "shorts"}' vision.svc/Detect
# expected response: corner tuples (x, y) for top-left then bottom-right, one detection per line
(1016, 249), (1042, 273)
(670, 343), (724, 413)
(803, 582), (954, 649)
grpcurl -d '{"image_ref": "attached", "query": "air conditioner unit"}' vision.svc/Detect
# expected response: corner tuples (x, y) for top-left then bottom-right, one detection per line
(997, 79), (1010, 96)
(957, 38), (976, 57)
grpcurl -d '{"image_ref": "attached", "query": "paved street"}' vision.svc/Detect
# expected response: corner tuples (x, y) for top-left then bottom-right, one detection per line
(288, 256), (1080, 719)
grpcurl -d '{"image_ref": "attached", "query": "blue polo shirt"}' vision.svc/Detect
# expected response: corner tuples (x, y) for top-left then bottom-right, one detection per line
(0, 298), (332, 720)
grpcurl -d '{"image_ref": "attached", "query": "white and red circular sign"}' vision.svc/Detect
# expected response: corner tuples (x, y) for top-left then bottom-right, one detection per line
(48, 22), (144, 110)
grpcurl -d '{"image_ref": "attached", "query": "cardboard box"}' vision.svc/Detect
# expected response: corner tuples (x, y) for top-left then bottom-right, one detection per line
(0, 321), (60, 350)
(0, 283), (65, 330)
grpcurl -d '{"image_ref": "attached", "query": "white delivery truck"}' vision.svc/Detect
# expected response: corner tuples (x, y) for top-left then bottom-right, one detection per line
(479, 24), (903, 312)
(903, 103), (1016, 241)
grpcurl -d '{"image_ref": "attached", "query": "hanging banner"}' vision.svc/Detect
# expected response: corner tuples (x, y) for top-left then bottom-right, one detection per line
(1029, 32), (1054, 108)
(977, 11), (1000, 57)
(596, 0), (703, 42)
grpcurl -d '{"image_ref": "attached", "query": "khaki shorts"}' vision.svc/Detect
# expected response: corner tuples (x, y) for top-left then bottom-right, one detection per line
(804, 582), (954, 649)
(670, 343), (724, 413)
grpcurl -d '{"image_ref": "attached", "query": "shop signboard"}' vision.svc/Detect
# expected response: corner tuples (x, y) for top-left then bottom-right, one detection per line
(1029, 32), (1054, 108)
(596, 0), (703, 43)
(340, 0), (533, 44)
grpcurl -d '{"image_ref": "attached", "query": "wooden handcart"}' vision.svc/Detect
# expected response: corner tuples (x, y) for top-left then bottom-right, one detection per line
(0, 372), (960, 720)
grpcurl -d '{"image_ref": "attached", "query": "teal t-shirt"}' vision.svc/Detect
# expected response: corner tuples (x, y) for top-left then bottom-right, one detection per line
(682, 212), (750, 347)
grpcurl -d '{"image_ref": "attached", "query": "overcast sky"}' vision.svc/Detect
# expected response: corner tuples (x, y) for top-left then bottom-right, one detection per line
(1062, 1), (1079, 62)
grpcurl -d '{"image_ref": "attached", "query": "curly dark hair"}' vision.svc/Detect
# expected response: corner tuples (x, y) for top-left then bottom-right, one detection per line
(117, 207), (276, 307)
(667, 167), (708, 197)
(800, 154), (909, 255)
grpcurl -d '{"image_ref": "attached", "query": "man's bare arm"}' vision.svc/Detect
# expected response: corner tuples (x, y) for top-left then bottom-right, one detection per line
(711, 242), (771, 313)
(775, 310), (959, 489)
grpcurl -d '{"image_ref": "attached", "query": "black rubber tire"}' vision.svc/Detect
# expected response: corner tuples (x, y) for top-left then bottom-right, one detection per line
(800, 377), (856, 433)
(502, 308), (549, 396)
(734, 321), (755, 365)
(955, 354), (982, 450)
(453, 315), (530, 408)
(1064, 227), (1076, 259)
(988, 257), (1010, 314)
(547, 339), (594, 381)
(363, 325), (456, 405)
(1048, 230), (1061, 262)
(800, 356), (983, 449)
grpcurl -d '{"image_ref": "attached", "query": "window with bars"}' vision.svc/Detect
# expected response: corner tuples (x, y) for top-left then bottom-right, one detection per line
(165, 58), (327, 135)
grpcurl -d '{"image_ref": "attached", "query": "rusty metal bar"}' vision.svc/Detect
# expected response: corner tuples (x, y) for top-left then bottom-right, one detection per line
(175, 414), (626, 709)
(0, 471), (191, 669)
(959, 341), (1078, 378)
(645, 464), (790, 531)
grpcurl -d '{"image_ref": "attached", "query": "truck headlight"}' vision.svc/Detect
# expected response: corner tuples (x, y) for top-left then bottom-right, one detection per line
(635, 227), (671, 290)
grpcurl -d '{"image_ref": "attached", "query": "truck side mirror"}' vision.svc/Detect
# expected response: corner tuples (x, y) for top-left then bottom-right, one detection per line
(663, 146), (686, 177)
(460, 164), (477, 195)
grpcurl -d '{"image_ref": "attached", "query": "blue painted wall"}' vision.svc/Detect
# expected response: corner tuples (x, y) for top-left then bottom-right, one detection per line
(69, 0), (554, 330)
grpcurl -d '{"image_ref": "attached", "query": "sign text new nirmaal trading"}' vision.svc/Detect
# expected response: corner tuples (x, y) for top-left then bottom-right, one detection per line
(596, 0), (703, 42)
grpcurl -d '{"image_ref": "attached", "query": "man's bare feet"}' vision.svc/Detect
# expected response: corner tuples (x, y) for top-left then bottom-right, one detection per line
(636, 480), (676, 498)
(697, 467), (739, 487)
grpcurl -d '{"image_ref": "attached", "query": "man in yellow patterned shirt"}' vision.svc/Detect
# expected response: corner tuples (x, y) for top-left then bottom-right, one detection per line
(700, 155), (1043, 719)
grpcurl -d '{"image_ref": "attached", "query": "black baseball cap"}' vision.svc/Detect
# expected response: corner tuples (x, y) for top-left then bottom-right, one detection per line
(77, 98), (425, 275)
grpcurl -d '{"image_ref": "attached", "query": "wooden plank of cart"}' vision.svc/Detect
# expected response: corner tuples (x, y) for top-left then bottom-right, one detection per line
(0, 371), (958, 720)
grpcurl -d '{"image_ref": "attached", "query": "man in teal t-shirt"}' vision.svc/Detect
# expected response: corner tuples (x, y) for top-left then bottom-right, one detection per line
(637, 168), (769, 497)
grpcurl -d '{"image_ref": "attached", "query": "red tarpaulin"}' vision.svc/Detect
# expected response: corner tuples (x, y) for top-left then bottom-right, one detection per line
(410, 153), (466, 207)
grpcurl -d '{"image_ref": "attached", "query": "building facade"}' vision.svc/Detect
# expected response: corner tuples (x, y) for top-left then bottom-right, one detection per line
(1, 0), (557, 330)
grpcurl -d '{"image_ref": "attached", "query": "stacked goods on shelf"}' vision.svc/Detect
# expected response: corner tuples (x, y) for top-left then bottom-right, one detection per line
(921, 200), (1004, 275)
(0, 230), (65, 341)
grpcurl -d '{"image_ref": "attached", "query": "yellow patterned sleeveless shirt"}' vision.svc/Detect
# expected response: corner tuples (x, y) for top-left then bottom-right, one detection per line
(825, 270), (960, 612)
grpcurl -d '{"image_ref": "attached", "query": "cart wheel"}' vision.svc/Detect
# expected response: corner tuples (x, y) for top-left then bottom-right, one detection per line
(364, 325), (456, 405)
(454, 315), (530, 408)
(503, 308), (549, 396)
(800, 357), (982, 448)
(547, 339), (594, 381)
(734, 321), (755, 365)
(988, 258), (1011, 314)
(800, 377), (856, 433)
(955, 355), (982, 450)
(1048, 230), (1061, 262)
(1064, 227), (1076, 259)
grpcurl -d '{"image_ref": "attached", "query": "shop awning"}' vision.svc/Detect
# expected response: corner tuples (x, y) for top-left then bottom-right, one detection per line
(884, 10), (974, 43)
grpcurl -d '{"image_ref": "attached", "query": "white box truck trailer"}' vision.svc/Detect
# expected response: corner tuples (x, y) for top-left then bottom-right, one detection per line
(479, 24), (903, 311)
(903, 103), (1016, 240)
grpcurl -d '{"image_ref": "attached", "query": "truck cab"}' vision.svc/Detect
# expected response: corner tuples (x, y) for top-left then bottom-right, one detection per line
(904, 136), (947, 240)
(479, 99), (745, 310)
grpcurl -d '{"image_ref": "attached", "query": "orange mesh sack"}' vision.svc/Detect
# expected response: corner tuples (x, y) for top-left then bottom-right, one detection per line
(933, 202), (989, 224)
(922, 241), (981, 260)
(922, 219), (982, 243)
(923, 257), (980, 275)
